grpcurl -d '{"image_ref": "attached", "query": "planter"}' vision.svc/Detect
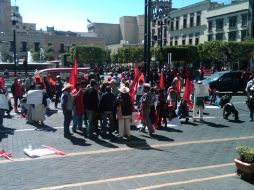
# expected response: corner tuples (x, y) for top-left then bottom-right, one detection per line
(235, 158), (254, 182)
(235, 159), (254, 174)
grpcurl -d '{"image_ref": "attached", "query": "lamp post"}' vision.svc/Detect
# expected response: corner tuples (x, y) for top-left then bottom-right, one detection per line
(144, 0), (172, 77)
(11, 13), (19, 77)
(151, 0), (172, 71)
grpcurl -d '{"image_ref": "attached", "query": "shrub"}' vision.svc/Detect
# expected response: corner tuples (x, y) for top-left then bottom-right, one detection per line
(236, 146), (254, 163)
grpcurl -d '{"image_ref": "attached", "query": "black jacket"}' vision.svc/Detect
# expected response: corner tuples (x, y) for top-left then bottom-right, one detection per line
(99, 92), (116, 112)
(84, 87), (99, 111)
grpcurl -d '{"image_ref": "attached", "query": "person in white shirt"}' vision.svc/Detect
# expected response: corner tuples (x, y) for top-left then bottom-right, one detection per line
(136, 79), (144, 106)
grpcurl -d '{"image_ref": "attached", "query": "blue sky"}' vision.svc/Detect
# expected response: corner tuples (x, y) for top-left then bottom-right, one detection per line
(13, 0), (230, 32)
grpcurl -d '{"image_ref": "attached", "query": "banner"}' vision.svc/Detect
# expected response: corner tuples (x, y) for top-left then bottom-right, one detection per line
(194, 83), (209, 97)
(26, 90), (43, 105)
(0, 94), (9, 110)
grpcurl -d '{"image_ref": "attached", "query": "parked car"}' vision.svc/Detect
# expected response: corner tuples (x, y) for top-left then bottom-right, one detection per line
(202, 71), (251, 93)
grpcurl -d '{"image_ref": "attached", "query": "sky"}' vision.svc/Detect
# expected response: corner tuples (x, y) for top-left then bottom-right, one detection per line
(12, 0), (230, 32)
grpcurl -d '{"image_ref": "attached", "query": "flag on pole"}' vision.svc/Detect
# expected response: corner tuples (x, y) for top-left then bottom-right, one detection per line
(183, 78), (193, 109)
(69, 48), (78, 91)
(159, 72), (164, 89)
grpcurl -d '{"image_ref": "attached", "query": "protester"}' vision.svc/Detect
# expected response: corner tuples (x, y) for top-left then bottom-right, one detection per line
(54, 75), (63, 108)
(139, 83), (155, 136)
(245, 75), (254, 121)
(61, 83), (74, 138)
(71, 82), (84, 132)
(99, 86), (116, 136)
(26, 85), (47, 125)
(167, 80), (181, 110)
(84, 79), (99, 139)
(0, 80), (8, 127)
(193, 81), (205, 122)
(115, 85), (133, 140)
(136, 79), (144, 106)
(11, 77), (24, 113)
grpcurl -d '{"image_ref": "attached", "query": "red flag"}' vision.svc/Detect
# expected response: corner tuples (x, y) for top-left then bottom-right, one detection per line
(183, 79), (193, 109)
(69, 49), (78, 91)
(129, 70), (141, 109)
(134, 66), (139, 78)
(0, 76), (4, 89)
(138, 73), (145, 83)
(159, 72), (164, 89)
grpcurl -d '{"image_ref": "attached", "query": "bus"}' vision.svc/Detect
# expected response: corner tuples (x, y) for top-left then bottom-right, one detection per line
(34, 67), (90, 82)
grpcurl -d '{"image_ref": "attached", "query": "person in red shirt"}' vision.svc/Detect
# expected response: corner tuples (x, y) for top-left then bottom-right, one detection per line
(71, 82), (84, 133)
(11, 77), (24, 113)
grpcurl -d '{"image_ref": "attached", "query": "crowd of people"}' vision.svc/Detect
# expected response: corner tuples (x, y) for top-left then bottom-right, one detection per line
(0, 65), (254, 142)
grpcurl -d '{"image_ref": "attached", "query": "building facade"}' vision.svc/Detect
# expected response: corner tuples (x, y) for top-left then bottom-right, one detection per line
(87, 15), (144, 46)
(161, 0), (253, 47)
(0, 0), (105, 62)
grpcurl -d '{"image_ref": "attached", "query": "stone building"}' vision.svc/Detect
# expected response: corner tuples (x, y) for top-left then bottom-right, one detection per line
(0, 0), (105, 62)
(160, 0), (253, 46)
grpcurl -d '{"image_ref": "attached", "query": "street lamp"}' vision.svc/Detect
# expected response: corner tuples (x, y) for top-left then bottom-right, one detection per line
(151, 0), (171, 71)
(144, 0), (172, 77)
(11, 13), (19, 77)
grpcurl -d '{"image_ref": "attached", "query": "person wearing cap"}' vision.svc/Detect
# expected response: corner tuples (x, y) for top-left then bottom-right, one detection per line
(54, 75), (63, 108)
(109, 79), (120, 97)
(83, 79), (99, 138)
(61, 83), (74, 138)
(139, 83), (155, 136)
(115, 85), (133, 140)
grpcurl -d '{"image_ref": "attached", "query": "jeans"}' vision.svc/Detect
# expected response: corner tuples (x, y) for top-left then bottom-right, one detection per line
(63, 110), (72, 135)
(73, 114), (83, 131)
(86, 110), (98, 138)
(55, 92), (62, 108)
(101, 111), (114, 134)
(0, 109), (4, 125)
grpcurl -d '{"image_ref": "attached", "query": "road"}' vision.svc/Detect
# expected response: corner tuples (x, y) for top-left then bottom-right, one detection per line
(0, 95), (253, 190)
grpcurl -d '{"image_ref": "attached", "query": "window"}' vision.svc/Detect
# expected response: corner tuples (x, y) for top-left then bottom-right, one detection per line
(176, 18), (179, 30)
(22, 41), (27, 52)
(170, 37), (173, 46)
(196, 11), (201, 26)
(190, 15), (194, 28)
(182, 39), (186, 45)
(163, 39), (167, 46)
(195, 37), (199, 45)
(60, 43), (65, 53)
(208, 20), (213, 31)
(228, 31), (237, 41)
(175, 37), (178, 45)
(208, 34), (213, 41)
(241, 30), (247, 40)
(216, 33), (223, 41)
(164, 26), (167, 38)
(216, 19), (224, 30)
(242, 14), (248, 27)
(229, 16), (237, 28)
(189, 38), (193, 45)
(183, 15), (187, 28)
(170, 21), (174, 31)
(10, 41), (14, 52)
(48, 43), (52, 46)
(34, 42), (40, 52)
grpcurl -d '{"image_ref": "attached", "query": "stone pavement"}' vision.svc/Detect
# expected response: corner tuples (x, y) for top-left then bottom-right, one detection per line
(0, 95), (254, 190)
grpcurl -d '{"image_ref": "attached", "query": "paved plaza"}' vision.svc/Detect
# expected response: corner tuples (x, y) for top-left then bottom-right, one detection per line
(0, 95), (254, 190)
